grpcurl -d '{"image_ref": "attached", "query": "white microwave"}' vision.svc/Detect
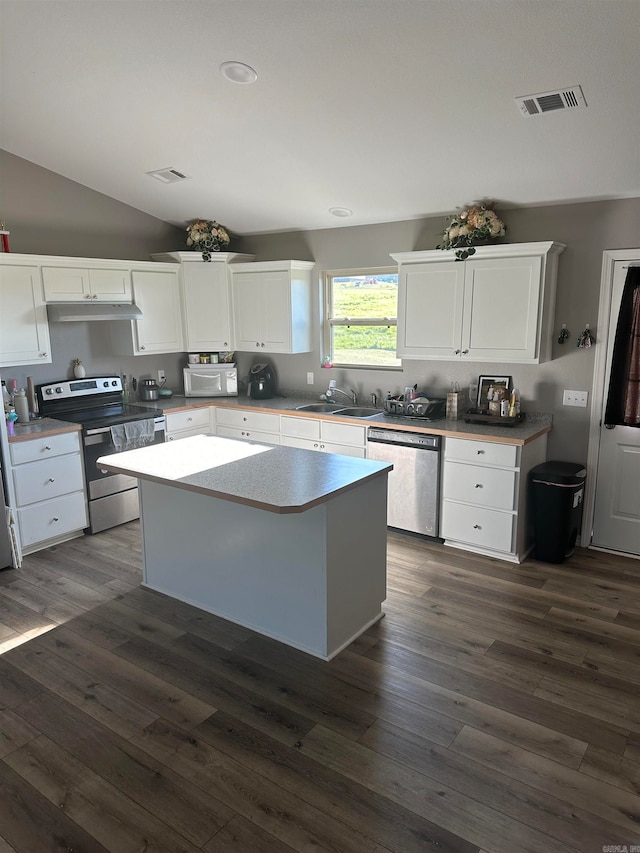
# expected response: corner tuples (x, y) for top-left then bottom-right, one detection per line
(183, 365), (238, 397)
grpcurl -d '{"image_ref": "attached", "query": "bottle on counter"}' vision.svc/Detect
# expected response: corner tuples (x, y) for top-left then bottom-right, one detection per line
(508, 388), (520, 418)
(1, 380), (11, 411)
(13, 388), (30, 423)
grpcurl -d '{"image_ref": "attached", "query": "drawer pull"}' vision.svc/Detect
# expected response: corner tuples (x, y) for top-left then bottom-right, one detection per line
(52, 516), (59, 522)
(44, 445), (52, 451)
(48, 477), (56, 483)
(477, 449), (485, 455)
(474, 483), (482, 488)
(473, 524), (481, 529)
(187, 417), (193, 422)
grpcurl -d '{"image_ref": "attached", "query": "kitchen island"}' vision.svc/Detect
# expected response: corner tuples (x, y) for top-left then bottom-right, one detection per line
(98, 434), (392, 660)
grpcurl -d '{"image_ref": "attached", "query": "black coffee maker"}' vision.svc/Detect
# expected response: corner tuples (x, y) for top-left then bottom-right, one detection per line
(248, 362), (277, 399)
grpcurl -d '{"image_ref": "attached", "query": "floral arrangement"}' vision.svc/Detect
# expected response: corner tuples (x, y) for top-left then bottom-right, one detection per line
(437, 203), (506, 261)
(186, 219), (230, 261)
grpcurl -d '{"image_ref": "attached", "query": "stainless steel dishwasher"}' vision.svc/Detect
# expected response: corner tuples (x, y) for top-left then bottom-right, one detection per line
(367, 427), (441, 537)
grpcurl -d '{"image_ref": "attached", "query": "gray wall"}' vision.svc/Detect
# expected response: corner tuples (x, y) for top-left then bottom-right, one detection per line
(2, 150), (639, 462)
(235, 198), (640, 463)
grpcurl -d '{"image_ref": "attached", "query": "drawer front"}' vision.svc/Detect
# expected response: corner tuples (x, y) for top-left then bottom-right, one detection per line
(280, 415), (321, 440)
(443, 461), (517, 510)
(323, 441), (366, 458)
(441, 501), (514, 552)
(165, 407), (211, 434)
(217, 425), (280, 445)
(13, 453), (85, 506)
(18, 491), (88, 547)
(10, 431), (81, 465)
(445, 437), (517, 468)
(321, 420), (366, 447)
(280, 434), (320, 451)
(166, 427), (210, 442)
(216, 408), (280, 433)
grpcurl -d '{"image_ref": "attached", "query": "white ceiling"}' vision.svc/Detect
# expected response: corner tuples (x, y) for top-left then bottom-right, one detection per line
(1, 0), (639, 236)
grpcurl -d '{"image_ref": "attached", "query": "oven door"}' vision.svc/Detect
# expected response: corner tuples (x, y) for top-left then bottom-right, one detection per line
(83, 418), (164, 533)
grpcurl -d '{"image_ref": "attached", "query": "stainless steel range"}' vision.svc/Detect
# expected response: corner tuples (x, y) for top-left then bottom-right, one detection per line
(36, 376), (165, 533)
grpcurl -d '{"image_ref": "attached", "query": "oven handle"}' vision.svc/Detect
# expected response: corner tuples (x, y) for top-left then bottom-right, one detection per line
(85, 418), (165, 443)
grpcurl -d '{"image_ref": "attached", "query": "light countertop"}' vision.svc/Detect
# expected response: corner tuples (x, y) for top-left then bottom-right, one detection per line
(97, 433), (392, 513)
(7, 418), (82, 442)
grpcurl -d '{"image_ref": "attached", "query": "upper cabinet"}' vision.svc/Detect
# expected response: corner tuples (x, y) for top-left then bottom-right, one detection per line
(0, 258), (52, 367)
(391, 242), (565, 363)
(42, 262), (132, 302)
(230, 260), (315, 353)
(152, 252), (254, 352)
(110, 263), (184, 355)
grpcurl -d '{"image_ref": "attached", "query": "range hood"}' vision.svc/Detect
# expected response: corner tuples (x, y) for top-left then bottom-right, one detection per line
(46, 303), (143, 322)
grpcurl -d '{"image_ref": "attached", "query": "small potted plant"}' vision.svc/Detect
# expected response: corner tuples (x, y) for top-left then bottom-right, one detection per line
(72, 358), (85, 379)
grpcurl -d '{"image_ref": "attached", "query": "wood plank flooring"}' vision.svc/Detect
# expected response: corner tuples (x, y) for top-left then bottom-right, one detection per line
(0, 523), (639, 852)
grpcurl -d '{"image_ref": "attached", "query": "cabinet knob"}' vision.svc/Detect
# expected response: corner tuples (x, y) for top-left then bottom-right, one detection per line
(93, 294), (98, 299)
(320, 444), (325, 449)
(187, 417), (193, 422)
(168, 436), (174, 440)
(474, 483), (482, 488)
(454, 349), (461, 355)
(52, 517), (59, 522)
(140, 346), (146, 350)
(243, 416), (247, 421)
(85, 294), (92, 299)
(473, 524), (481, 529)
(48, 477), (56, 483)
(44, 445), (51, 451)
(477, 449), (485, 454)
(462, 349), (469, 354)
(261, 342), (265, 347)
(41, 352), (48, 358)
(313, 443), (319, 448)
(256, 342), (260, 348)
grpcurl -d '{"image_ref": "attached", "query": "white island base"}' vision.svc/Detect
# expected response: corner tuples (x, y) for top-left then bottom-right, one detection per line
(138, 474), (387, 660)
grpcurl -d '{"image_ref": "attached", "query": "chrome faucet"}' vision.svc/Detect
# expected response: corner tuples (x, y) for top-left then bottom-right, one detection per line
(326, 384), (358, 405)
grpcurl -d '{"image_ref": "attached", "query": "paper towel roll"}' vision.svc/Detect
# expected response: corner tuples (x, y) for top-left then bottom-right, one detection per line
(26, 376), (37, 414)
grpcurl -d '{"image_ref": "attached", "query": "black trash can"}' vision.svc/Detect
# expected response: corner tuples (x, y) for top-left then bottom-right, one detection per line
(529, 461), (587, 563)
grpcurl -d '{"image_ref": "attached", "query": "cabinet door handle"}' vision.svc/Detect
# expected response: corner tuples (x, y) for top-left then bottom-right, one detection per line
(473, 524), (481, 529)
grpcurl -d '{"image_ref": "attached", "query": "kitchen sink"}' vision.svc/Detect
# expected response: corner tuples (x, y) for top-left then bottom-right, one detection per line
(334, 407), (384, 419)
(295, 403), (345, 413)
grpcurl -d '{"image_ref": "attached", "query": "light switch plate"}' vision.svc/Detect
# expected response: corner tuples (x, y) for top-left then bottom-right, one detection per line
(563, 389), (588, 407)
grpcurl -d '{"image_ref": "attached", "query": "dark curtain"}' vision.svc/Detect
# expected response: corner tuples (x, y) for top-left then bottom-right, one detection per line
(605, 266), (640, 427)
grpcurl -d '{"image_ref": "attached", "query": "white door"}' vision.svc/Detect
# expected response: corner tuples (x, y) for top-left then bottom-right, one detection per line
(592, 257), (640, 555)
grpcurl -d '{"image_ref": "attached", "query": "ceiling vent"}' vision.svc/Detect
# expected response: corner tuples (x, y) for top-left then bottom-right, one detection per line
(515, 85), (587, 117)
(146, 168), (191, 184)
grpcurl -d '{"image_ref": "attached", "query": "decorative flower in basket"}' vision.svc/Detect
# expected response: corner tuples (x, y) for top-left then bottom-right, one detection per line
(437, 203), (506, 261)
(185, 219), (231, 261)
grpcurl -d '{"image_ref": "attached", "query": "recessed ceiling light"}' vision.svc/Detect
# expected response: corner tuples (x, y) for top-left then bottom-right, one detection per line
(329, 207), (353, 217)
(220, 61), (258, 84)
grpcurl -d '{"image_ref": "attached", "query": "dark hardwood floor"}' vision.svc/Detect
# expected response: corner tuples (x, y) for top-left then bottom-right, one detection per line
(0, 523), (639, 852)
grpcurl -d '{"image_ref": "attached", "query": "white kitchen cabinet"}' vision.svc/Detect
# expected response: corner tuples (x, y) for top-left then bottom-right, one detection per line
(215, 407), (281, 444)
(441, 434), (547, 562)
(165, 406), (212, 442)
(279, 414), (366, 458)
(230, 260), (314, 353)
(0, 258), (52, 367)
(152, 252), (254, 352)
(111, 263), (183, 355)
(392, 242), (565, 363)
(9, 430), (88, 553)
(42, 263), (132, 302)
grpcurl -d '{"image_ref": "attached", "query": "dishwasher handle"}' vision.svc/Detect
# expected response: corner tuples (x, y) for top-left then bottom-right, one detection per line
(367, 427), (440, 450)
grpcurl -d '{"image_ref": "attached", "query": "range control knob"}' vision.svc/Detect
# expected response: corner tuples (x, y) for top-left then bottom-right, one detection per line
(55, 386), (62, 394)
(111, 380), (117, 386)
(46, 388), (53, 395)
(103, 381), (109, 387)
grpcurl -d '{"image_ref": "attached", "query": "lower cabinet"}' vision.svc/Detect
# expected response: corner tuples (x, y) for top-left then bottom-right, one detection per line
(215, 408), (281, 444)
(441, 435), (547, 563)
(280, 415), (366, 458)
(10, 430), (88, 553)
(164, 407), (212, 442)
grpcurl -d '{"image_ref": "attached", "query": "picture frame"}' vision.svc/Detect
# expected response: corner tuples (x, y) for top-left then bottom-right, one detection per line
(477, 375), (512, 409)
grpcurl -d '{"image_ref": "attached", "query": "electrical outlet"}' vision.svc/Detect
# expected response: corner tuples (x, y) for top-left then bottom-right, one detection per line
(563, 389), (588, 407)
(307, 372), (314, 385)
(157, 369), (166, 385)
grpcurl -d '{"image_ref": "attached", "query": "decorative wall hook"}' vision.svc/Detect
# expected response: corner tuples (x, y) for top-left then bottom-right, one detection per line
(557, 324), (570, 344)
(577, 324), (595, 348)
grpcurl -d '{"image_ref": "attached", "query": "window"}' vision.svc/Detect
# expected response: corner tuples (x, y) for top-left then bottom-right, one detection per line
(324, 268), (400, 368)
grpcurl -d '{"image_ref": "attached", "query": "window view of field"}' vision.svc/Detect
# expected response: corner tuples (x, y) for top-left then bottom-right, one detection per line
(331, 274), (400, 366)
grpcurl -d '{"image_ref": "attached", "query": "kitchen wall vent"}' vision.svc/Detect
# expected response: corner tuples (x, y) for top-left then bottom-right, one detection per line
(146, 168), (191, 184)
(515, 85), (587, 117)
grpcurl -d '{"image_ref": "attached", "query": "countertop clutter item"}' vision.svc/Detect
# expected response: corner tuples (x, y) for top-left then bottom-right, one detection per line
(383, 394), (446, 421)
(248, 362), (277, 400)
(139, 379), (160, 401)
(13, 388), (30, 423)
